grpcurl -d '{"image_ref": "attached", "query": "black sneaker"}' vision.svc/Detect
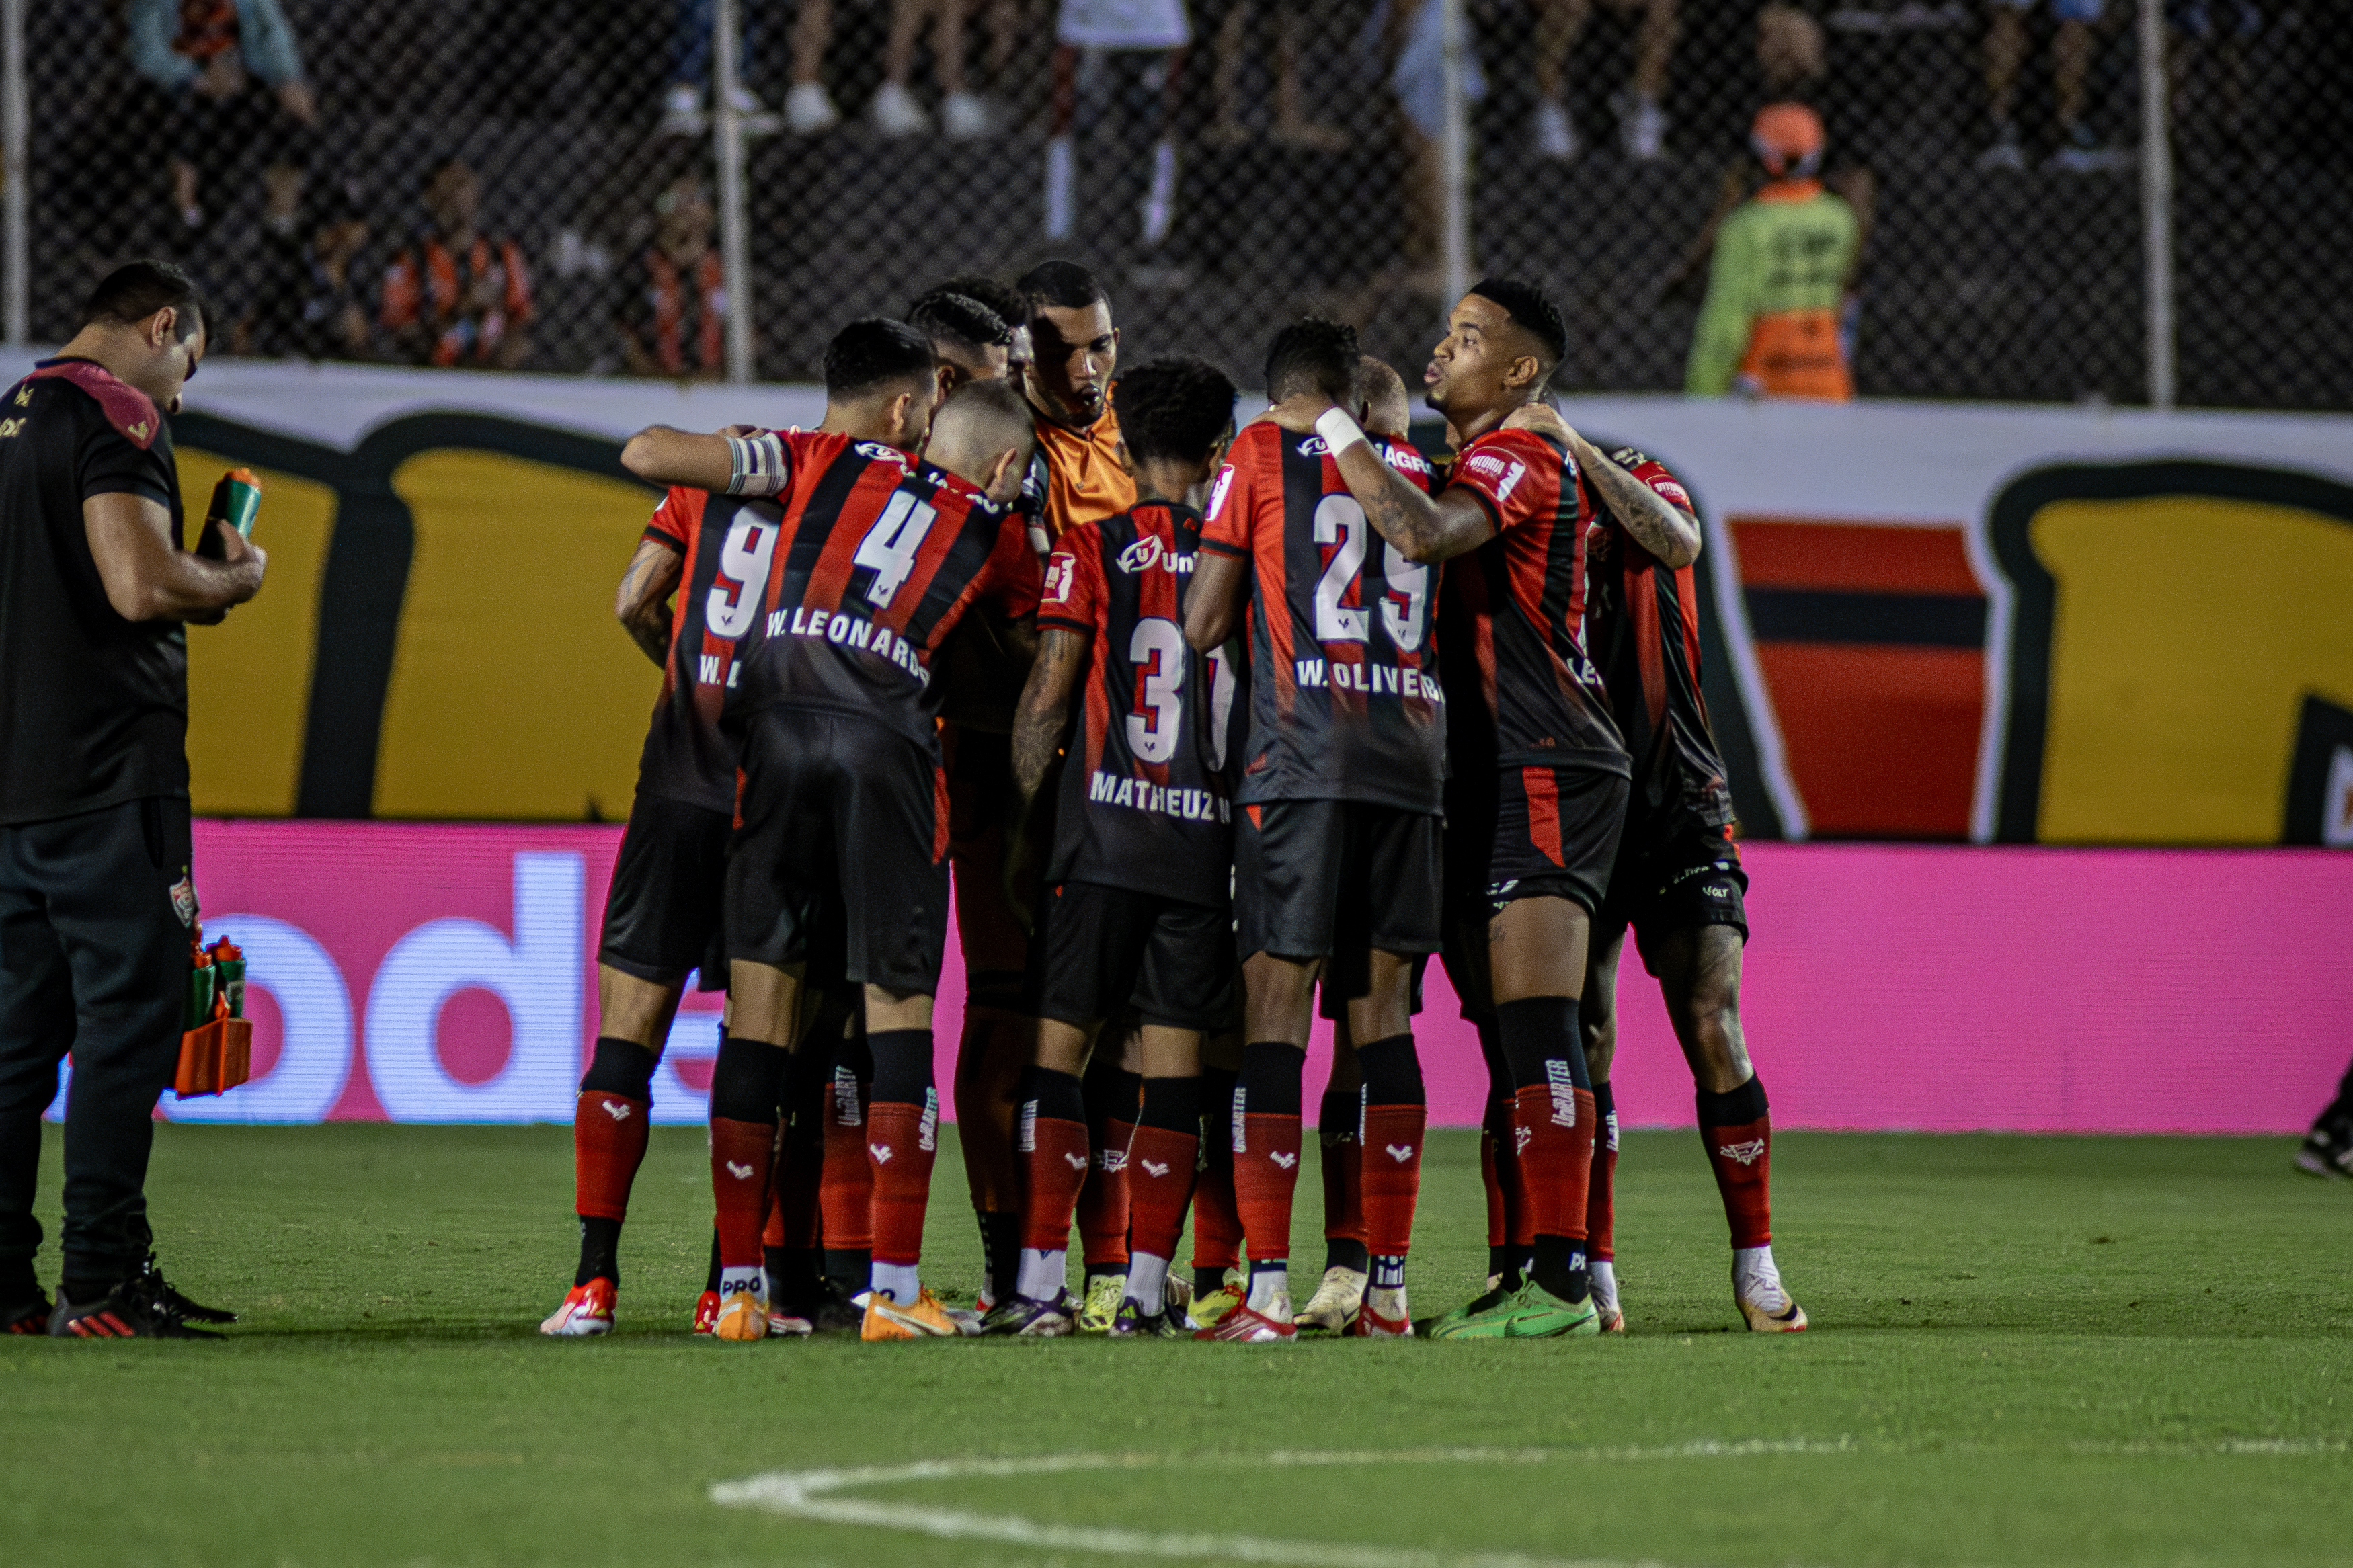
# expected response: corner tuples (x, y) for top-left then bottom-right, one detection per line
(3, 1290), (53, 1335)
(2295, 1118), (2352, 1180)
(49, 1257), (223, 1339)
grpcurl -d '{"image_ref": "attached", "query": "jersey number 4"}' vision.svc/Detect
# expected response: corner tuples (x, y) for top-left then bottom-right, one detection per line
(853, 489), (940, 610)
(1313, 495), (1430, 651)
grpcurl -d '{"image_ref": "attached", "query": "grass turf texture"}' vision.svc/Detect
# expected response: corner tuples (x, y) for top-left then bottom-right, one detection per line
(3, 1125), (2348, 1567)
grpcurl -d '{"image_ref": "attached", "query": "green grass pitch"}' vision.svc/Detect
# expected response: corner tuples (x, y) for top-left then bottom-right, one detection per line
(4, 1123), (2348, 1567)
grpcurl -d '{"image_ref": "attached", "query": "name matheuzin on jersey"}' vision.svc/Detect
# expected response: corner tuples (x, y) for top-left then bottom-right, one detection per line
(1041, 498), (1238, 909)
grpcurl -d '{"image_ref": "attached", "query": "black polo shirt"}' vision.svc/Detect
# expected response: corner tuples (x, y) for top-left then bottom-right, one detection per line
(0, 358), (189, 826)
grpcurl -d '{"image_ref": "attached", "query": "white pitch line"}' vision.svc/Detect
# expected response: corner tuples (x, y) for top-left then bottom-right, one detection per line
(710, 1444), (1856, 1568)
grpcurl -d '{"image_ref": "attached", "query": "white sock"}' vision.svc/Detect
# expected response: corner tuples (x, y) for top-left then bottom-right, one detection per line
(1125, 1252), (1170, 1311)
(1016, 1247), (1067, 1303)
(718, 1264), (765, 1300)
(1246, 1264), (1289, 1315)
(1733, 1245), (1783, 1303)
(870, 1261), (920, 1305)
(1589, 1259), (1618, 1311)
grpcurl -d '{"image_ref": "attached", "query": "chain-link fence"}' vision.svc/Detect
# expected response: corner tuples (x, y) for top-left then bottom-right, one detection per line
(14, 1), (2348, 407)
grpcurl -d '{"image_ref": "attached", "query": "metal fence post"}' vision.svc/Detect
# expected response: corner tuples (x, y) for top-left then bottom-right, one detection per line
(2139, 0), (2175, 411)
(3, 0), (27, 347)
(712, 0), (754, 384)
(1437, 0), (1470, 319)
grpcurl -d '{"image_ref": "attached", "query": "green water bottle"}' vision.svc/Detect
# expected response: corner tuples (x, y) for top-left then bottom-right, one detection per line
(184, 938), (216, 1030)
(208, 936), (245, 1019)
(206, 468), (262, 538)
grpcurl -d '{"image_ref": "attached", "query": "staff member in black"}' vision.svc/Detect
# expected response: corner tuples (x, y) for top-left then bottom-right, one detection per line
(0, 261), (266, 1337)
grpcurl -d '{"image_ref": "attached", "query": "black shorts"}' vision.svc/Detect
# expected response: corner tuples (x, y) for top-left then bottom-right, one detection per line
(598, 793), (731, 991)
(727, 707), (951, 995)
(1483, 763), (1630, 918)
(1234, 799), (1443, 966)
(1595, 811), (1749, 976)
(1037, 880), (1234, 1033)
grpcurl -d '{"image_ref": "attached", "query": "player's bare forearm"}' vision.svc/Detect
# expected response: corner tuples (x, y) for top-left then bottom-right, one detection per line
(614, 538), (684, 668)
(1334, 444), (1490, 564)
(83, 492), (266, 622)
(1183, 550), (1249, 652)
(1567, 429), (1700, 568)
(619, 425), (734, 489)
(1011, 628), (1088, 803)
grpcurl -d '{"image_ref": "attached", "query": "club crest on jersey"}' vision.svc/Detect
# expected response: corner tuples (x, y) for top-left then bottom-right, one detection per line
(854, 441), (912, 468)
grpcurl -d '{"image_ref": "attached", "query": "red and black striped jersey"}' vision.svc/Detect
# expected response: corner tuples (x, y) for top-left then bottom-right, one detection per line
(1200, 421), (1446, 813)
(1442, 427), (1628, 776)
(1582, 448), (1736, 827)
(632, 485), (774, 813)
(1038, 500), (1239, 909)
(721, 431), (1041, 755)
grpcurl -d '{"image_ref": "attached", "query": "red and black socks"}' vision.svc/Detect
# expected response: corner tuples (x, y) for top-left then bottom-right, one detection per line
(1496, 996), (1596, 1305)
(1125, 1074), (1202, 1313)
(865, 1028), (940, 1303)
(1586, 1079), (1620, 1315)
(1234, 1042), (1305, 1309)
(1014, 1065), (1089, 1301)
(1698, 1075), (1773, 1250)
(818, 1029), (873, 1299)
(709, 1036), (790, 1299)
(1318, 1087), (1368, 1273)
(574, 1038), (657, 1286)
(1474, 1017), (1527, 1284)
(1356, 1033), (1425, 1293)
(1076, 1058), (1139, 1282)
(1191, 1063), (1244, 1297)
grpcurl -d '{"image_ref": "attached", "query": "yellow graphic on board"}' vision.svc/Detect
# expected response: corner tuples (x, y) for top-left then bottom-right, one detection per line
(372, 450), (664, 819)
(176, 447), (337, 816)
(2032, 495), (2353, 843)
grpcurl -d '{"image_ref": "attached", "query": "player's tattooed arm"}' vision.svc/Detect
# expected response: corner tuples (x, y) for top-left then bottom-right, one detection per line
(1567, 431), (1701, 569)
(1010, 627), (1088, 804)
(1332, 443), (1494, 564)
(614, 537), (684, 667)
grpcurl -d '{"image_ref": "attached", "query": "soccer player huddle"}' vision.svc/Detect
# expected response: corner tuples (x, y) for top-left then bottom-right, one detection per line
(541, 260), (1805, 1346)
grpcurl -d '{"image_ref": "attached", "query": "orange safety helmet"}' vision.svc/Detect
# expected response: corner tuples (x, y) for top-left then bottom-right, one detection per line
(1750, 101), (1826, 178)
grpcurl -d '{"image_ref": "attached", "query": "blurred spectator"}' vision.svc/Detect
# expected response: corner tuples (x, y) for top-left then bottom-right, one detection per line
(1530, 0), (1678, 162)
(1663, 7), (1875, 327)
(1979, 0), (2119, 172)
(785, 1), (843, 132)
(1373, 0), (1486, 290)
(1687, 104), (1857, 400)
(379, 159), (534, 370)
(1203, 1), (1349, 151)
(615, 177), (725, 380)
(874, 0), (1023, 140)
(660, 0), (781, 138)
(1045, 1), (1193, 245)
(2169, 0), (2260, 149)
(233, 177), (372, 360)
(126, 0), (317, 243)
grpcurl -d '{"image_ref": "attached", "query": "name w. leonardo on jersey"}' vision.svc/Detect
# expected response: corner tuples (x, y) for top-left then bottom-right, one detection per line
(1088, 772), (1232, 823)
(759, 606), (930, 686)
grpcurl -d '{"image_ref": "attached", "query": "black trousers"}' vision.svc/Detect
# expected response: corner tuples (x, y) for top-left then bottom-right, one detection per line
(0, 796), (193, 1292)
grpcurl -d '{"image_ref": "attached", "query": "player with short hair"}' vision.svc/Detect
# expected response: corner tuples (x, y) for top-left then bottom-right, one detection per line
(1183, 317), (1445, 1342)
(653, 354), (1039, 1343)
(907, 288), (1014, 398)
(1568, 432), (1804, 1333)
(985, 355), (1240, 1338)
(1316, 280), (1699, 1340)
